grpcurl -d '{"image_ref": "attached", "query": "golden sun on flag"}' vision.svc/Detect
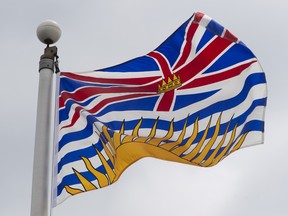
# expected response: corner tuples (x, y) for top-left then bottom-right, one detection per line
(65, 113), (248, 196)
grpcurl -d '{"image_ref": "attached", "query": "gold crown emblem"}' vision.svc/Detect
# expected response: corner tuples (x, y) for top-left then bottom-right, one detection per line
(158, 74), (182, 93)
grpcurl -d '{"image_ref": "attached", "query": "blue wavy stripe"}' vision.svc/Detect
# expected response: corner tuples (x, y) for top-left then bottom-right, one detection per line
(241, 120), (264, 134)
(57, 97), (266, 176)
(101, 117), (195, 136)
(57, 97), (266, 196)
(220, 119), (265, 159)
(58, 132), (112, 173)
(58, 72), (266, 150)
(57, 157), (114, 196)
(104, 98), (266, 149)
(95, 96), (159, 117)
(181, 73), (266, 129)
(57, 120), (264, 195)
(184, 98), (266, 146)
(59, 115), (96, 151)
(58, 143), (101, 174)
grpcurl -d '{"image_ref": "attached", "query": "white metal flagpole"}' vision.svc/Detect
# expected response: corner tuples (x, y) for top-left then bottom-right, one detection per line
(31, 20), (61, 216)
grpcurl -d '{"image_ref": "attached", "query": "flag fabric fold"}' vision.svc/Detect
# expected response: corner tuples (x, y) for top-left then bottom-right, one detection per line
(53, 12), (267, 206)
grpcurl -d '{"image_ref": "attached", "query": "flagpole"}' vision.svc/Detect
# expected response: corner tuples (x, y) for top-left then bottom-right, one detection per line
(31, 20), (61, 216)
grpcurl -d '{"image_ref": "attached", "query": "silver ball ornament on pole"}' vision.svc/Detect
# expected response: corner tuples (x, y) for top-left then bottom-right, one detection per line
(37, 20), (61, 46)
(36, 20), (61, 71)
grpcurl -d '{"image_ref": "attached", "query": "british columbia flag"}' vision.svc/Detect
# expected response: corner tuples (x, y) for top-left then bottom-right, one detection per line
(54, 12), (267, 205)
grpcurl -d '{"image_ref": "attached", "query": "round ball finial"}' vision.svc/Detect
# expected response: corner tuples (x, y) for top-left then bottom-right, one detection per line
(37, 20), (61, 45)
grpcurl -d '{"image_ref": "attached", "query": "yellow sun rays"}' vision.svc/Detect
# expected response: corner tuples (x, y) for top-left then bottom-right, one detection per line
(65, 145), (116, 195)
(65, 114), (249, 196)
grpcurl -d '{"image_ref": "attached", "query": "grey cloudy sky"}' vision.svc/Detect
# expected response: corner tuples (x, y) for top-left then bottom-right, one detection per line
(1, 0), (287, 215)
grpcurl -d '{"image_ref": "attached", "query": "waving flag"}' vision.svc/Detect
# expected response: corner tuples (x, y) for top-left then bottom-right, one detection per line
(54, 12), (267, 205)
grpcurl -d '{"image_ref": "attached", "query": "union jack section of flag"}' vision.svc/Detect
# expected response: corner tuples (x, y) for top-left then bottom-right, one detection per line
(53, 12), (267, 205)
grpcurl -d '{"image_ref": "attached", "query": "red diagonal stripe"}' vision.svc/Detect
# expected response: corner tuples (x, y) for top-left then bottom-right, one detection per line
(156, 90), (175, 111)
(148, 52), (172, 78)
(179, 61), (256, 89)
(61, 72), (161, 85)
(193, 12), (205, 23)
(59, 82), (158, 108)
(175, 36), (233, 84)
(61, 93), (155, 129)
(173, 22), (199, 70)
(223, 30), (238, 43)
(61, 105), (83, 129)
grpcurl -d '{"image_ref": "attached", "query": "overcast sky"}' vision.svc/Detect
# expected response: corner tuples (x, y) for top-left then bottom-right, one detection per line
(1, 1), (287, 215)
